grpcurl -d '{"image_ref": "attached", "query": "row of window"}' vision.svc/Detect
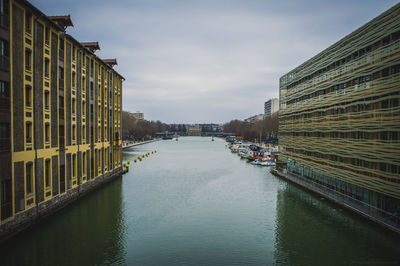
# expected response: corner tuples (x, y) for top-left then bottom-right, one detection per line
(282, 131), (399, 141)
(286, 164), (400, 214)
(24, 122), (49, 145)
(288, 64), (400, 105)
(68, 123), (120, 143)
(24, 147), (117, 196)
(286, 30), (400, 90)
(24, 85), (50, 110)
(24, 48), (50, 78)
(287, 148), (399, 175)
(282, 97), (399, 125)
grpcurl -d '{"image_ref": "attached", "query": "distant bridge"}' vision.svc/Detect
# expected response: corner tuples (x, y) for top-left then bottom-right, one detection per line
(155, 132), (234, 137)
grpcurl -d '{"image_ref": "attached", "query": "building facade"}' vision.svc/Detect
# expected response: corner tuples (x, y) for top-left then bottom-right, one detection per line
(187, 126), (200, 136)
(131, 111), (144, 120)
(0, 0), (124, 231)
(244, 114), (265, 123)
(278, 4), (400, 226)
(264, 98), (278, 117)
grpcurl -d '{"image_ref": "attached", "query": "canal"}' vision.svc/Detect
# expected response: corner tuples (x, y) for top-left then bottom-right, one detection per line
(1, 137), (399, 265)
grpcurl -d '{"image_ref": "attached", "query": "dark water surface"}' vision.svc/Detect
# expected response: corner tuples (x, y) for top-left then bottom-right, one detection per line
(1, 137), (399, 265)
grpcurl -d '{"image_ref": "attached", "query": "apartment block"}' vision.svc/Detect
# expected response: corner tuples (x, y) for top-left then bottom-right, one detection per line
(264, 98), (279, 117)
(278, 4), (400, 225)
(0, 0), (124, 229)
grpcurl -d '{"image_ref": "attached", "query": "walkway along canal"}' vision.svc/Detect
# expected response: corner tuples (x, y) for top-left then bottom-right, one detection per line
(0, 137), (399, 265)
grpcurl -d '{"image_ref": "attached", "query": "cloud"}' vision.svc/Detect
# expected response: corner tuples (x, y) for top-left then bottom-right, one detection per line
(32, 0), (399, 123)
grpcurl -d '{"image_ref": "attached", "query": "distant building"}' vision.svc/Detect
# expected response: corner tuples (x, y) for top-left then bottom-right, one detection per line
(131, 111), (144, 120)
(187, 126), (201, 136)
(264, 98), (279, 117)
(199, 123), (223, 132)
(244, 114), (265, 123)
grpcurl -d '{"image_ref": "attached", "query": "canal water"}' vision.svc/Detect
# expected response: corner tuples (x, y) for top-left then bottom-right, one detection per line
(1, 137), (399, 265)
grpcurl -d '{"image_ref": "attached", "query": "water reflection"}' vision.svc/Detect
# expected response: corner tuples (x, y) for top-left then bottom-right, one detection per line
(1, 137), (399, 266)
(0, 178), (126, 266)
(274, 183), (400, 265)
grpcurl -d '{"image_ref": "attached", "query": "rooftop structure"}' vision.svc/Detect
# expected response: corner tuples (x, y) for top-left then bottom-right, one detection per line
(80, 41), (101, 53)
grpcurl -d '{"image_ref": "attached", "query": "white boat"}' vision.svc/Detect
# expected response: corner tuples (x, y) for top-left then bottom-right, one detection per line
(250, 158), (275, 166)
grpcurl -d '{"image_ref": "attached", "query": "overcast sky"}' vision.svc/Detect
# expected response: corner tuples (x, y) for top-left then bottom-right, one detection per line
(32, 0), (398, 123)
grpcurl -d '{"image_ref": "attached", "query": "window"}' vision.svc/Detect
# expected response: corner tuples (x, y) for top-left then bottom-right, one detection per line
(44, 90), (50, 110)
(59, 96), (64, 108)
(59, 66), (64, 80)
(26, 122), (32, 144)
(0, 122), (9, 139)
(72, 98), (76, 114)
(1, 179), (12, 220)
(25, 12), (31, 34)
(72, 125), (76, 141)
(72, 46), (76, 61)
(0, 38), (8, 57)
(45, 26), (50, 45)
(90, 82), (93, 100)
(82, 101), (86, 116)
(0, 0), (9, 16)
(45, 159), (51, 188)
(25, 85), (32, 107)
(90, 59), (93, 77)
(82, 152), (86, 174)
(382, 36), (390, 46)
(45, 123), (50, 143)
(82, 125), (85, 140)
(45, 58), (49, 78)
(0, 80), (8, 97)
(82, 76), (86, 90)
(99, 150), (102, 170)
(72, 71), (76, 88)
(382, 68), (389, 77)
(25, 48), (31, 71)
(26, 163), (33, 194)
(72, 154), (76, 178)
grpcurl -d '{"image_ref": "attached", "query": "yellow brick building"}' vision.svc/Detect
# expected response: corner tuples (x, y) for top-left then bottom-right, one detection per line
(0, 0), (124, 230)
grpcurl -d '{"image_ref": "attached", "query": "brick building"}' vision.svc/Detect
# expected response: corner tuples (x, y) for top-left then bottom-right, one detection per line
(0, 0), (124, 231)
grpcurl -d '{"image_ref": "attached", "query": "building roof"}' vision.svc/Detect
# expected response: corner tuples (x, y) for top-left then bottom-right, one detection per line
(65, 35), (125, 80)
(102, 59), (118, 67)
(48, 15), (74, 30)
(80, 42), (101, 53)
